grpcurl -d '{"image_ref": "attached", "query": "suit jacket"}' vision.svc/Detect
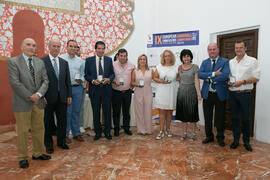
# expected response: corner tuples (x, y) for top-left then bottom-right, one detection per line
(198, 57), (230, 101)
(7, 55), (49, 112)
(84, 56), (115, 98)
(42, 55), (72, 104)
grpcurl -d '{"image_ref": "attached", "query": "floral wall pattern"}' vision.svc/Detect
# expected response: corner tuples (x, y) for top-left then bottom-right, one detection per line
(0, 0), (134, 59)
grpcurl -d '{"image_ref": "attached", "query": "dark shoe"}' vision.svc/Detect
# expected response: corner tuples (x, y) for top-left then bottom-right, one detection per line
(124, 129), (133, 135)
(46, 147), (54, 154)
(217, 139), (225, 147)
(114, 130), (119, 137)
(32, 154), (51, 160)
(73, 135), (84, 142)
(230, 142), (239, 149)
(244, 144), (253, 152)
(202, 137), (214, 144)
(94, 134), (101, 141)
(57, 143), (69, 150)
(19, 160), (29, 169)
(65, 137), (72, 144)
(104, 133), (112, 140)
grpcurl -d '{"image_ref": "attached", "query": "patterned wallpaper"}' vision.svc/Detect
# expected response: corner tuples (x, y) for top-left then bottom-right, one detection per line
(1, 0), (82, 13)
(0, 0), (134, 59)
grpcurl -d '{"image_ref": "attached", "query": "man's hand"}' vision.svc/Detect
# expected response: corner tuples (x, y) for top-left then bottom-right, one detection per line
(215, 68), (222, 76)
(44, 98), (47, 105)
(113, 80), (120, 86)
(232, 80), (243, 87)
(30, 94), (40, 104)
(75, 79), (83, 84)
(102, 78), (110, 85)
(67, 97), (72, 105)
(93, 79), (100, 85)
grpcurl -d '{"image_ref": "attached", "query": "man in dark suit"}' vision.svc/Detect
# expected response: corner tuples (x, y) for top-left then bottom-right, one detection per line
(42, 39), (72, 154)
(198, 43), (230, 147)
(8, 38), (51, 169)
(85, 41), (115, 141)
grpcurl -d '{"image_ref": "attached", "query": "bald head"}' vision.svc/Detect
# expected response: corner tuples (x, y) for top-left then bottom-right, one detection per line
(48, 39), (61, 58)
(208, 43), (219, 59)
(21, 38), (36, 57)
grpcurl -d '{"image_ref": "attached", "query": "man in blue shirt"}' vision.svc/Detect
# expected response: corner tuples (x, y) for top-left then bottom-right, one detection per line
(60, 40), (85, 143)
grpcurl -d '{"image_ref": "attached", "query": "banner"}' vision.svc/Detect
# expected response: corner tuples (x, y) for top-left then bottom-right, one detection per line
(147, 30), (199, 48)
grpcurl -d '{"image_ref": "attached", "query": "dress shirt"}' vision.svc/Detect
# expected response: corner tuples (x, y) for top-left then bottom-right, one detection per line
(22, 53), (42, 97)
(49, 54), (59, 72)
(60, 53), (85, 85)
(22, 53), (33, 71)
(95, 55), (104, 76)
(229, 54), (260, 91)
(112, 60), (135, 91)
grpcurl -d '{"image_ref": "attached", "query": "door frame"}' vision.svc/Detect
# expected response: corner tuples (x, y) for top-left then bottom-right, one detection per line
(210, 26), (260, 137)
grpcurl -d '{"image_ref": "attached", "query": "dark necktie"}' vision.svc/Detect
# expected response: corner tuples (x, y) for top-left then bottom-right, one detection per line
(211, 59), (216, 90)
(98, 57), (103, 75)
(53, 58), (59, 79)
(212, 59), (216, 71)
(28, 58), (35, 85)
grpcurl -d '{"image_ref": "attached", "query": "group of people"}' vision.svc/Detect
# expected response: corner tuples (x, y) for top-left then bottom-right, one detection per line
(7, 38), (260, 169)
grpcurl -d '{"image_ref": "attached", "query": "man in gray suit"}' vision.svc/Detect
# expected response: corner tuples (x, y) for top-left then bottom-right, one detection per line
(8, 38), (51, 169)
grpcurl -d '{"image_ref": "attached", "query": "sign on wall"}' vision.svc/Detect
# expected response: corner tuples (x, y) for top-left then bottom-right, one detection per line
(147, 30), (200, 67)
(147, 30), (199, 48)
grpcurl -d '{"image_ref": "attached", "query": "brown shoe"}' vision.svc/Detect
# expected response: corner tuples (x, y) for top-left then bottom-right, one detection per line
(73, 135), (84, 142)
(65, 137), (72, 144)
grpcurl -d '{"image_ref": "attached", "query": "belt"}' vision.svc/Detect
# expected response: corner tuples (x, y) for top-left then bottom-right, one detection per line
(113, 89), (130, 93)
(231, 90), (252, 93)
(208, 91), (217, 94)
(72, 84), (80, 87)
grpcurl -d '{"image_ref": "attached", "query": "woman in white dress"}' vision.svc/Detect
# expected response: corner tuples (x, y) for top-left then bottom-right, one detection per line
(153, 50), (179, 140)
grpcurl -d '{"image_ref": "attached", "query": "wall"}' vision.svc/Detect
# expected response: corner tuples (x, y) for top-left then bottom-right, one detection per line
(123, 0), (270, 143)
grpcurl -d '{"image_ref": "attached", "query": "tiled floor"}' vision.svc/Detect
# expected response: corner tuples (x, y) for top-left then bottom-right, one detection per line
(0, 122), (270, 180)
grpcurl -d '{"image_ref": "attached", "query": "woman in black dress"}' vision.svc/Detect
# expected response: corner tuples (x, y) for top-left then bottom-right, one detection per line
(175, 49), (202, 140)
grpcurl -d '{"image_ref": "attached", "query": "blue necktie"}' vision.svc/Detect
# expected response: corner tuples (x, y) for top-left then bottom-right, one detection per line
(53, 58), (59, 79)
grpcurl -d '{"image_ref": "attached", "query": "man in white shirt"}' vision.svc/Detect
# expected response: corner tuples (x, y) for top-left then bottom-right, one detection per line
(229, 40), (260, 152)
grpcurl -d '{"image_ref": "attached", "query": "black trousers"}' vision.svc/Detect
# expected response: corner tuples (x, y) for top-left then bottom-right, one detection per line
(44, 94), (67, 148)
(229, 91), (252, 144)
(203, 92), (226, 140)
(90, 87), (112, 136)
(112, 89), (132, 132)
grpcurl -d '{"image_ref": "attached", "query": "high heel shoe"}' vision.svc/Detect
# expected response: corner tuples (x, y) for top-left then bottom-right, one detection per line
(180, 132), (187, 140)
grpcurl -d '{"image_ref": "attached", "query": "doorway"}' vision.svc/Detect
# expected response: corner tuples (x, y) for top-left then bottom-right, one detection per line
(217, 29), (258, 136)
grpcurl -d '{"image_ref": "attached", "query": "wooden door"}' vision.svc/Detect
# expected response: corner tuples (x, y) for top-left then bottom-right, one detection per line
(217, 29), (258, 136)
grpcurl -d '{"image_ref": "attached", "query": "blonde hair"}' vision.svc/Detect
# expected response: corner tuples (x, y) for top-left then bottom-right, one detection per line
(160, 49), (175, 66)
(137, 54), (149, 70)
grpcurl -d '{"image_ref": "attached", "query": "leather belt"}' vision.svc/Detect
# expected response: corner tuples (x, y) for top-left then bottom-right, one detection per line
(208, 91), (217, 94)
(72, 84), (80, 87)
(113, 89), (130, 93)
(231, 90), (252, 93)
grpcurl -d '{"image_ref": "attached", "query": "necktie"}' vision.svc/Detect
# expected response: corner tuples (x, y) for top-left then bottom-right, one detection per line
(212, 59), (216, 71)
(28, 58), (35, 85)
(211, 59), (216, 90)
(53, 58), (59, 79)
(98, 57), (103, 75)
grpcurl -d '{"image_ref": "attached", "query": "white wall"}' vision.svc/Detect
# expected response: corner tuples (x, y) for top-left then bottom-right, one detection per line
(122, 0), (270, 143)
